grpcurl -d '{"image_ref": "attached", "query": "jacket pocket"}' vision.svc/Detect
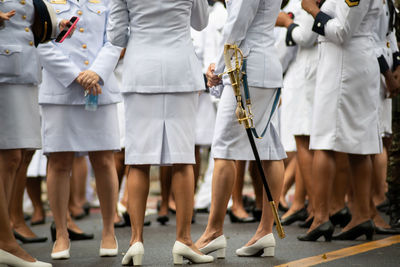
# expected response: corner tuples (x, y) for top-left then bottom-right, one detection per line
(0, 45), (22, 76)
(86, 3), (107, 15)
(50, 1), (71, 15)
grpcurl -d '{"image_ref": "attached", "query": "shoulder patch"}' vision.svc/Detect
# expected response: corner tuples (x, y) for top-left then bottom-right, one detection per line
(345, 0), (360, 7)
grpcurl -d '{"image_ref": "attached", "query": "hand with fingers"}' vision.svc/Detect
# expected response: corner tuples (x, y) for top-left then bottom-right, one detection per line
(58, 19), (76, 38)
(0, 10), (16, 27)
(206, 63), (221, 87)
(76, 70), (102, 94)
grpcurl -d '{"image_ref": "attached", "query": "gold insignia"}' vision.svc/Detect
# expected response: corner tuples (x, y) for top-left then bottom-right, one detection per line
(89, 0), (101, 3)
(345, 0), (360, 7)
(50, 0), (67, 4)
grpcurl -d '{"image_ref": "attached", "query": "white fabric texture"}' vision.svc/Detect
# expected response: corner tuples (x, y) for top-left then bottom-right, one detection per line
(0, 84), (41, 149)
(124, 92), (198, 165)
(41, 104), (120, 153)
(212, 85), (286, 161)
(195, 93), (217, 146)
(27, 150), (47, 178)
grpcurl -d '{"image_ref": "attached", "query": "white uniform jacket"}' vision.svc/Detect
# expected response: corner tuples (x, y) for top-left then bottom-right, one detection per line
(38, 0), (122, 105)
(107, 0), (208, 94)
(0, 0), (41, 85)
(310, 0), (382, 154)
(215, 0), (282, 89)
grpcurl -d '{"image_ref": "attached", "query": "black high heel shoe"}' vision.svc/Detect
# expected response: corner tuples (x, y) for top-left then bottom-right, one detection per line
(252, 209), (262, 222)
(228, 209), (256, 223)
(50, 221), (94, 242)
(122, 212), (151, 227)
(297, 221), (334, 242)
(13, 231), (48, 243)
(281, 207), (308, 226)
(332, 220), (374, 241)
(299, 217), (314, 228)
(157, 215), (169, 225)
(329, 207), (352, 228)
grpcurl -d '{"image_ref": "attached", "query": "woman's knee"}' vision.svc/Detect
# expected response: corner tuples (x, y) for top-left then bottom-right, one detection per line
(48, 153), (74, 174)
(0, 149), (22, 173)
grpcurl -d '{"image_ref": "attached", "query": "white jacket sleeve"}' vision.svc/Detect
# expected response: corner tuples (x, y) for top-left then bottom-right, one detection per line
(90, 13), (122, 86)
(107, 0), (130, 48)
(290, 13), (318, 48)
(215, 0), (260, 75)
(38, 42), (81, 88)
(191, 0), (209, 31)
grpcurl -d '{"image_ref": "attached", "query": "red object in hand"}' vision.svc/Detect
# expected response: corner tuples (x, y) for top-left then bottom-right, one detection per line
(287, 12), (295, 19)
(55, 16), (79, 43)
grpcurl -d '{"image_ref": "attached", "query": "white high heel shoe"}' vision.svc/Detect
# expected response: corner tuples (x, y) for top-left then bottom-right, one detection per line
(99, 236), (118, 257)
(199, 235), (227, 259)
(172, 241), (214, 264)
(50, 241), (70, 260)
(235, 233), (275, 257)
(121, 242), (144, 266)
(0, 249), (52, 267)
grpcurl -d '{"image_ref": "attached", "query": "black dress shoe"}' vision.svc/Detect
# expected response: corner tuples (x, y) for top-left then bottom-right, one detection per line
(122, 212), (151, 227)
(50, 222), (94, 242)
(23, 213), (32, 221)
(252, 209), (262, 222)
(374, 226), (400, 235)
(299, 217), (313, 228)
(376, 199), (390, 213)
(297, 221), (334, 242)
(228, 210), (256, 223)
(332, 220), (374, 241)
(281, 208), (308, 226)
(279, 203), (289, 212)
(329, 207), (352, 228)
(83, 202), (91, 216)
(71, 212), (86, 220)
(157, 215), (169, 225)
(31, 218), (46, 226)
(13, 231), (48, 243)
(114, 220), (126, 228)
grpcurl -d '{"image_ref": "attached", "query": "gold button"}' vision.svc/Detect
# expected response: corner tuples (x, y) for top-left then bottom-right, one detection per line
(97, 10), (101, 14)
(387, 42), (391, 48)
(25, 27), (29, 32)
(20, 0), (26, 5)
(78, 10), (83, 15)
(5, 49), (9, 54)
(84, 60), (89, 65)
(29, 41), (33, 46)
(56, 9), (60, 13)
(22, 15), (26, 20)
(82, 44), (87, 49)
(79, 28), (84, 33)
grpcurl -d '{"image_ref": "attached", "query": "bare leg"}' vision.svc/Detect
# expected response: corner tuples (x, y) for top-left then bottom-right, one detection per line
(26, 177), (45, 223)
(344, 154), (372, 231)
(47, 152), (74, 253)
(127, 165), (150, 244)
(89, 151), (118, 249)
(280, 152), (296, 209)
(295, 136), (314, 219)
(330, 152), (350, 214)
(282, 162), (306, 218)
(309, 150), (335, 232)
(114, 150), (126, 223)
(171, 164), (203, 254)
(249, 161), (263, 210)
(159, 166), (172, 217)
(10, 150), (39, 237)
(0, 149), (36, 262)
(245, 160), (284, 245)
(371, 141), (389, 206)
(231, 161), (250, 218)
(69, 156), (87, 217)
(195, 159), (236, 248)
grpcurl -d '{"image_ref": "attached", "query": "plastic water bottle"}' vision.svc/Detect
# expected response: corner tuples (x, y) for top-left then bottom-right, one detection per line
(85, 93), (98, 111)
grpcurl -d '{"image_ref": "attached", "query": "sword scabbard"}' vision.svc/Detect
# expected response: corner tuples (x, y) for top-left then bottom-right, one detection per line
(270, 201), (286, 239)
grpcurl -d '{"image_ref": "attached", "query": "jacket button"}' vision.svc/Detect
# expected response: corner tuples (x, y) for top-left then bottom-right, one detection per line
(84, 60), (89, 65)
(5, 49), (9, 54)
(25, 27), (30, 32)
(82, 44), (87, 49)
(56, 9), (60, 13)
(78, 10), (83, 15)
(22, 15), (27, 20)
(317, 22), (321, 27)
(29, 41), (33, 46)
(79, 28), (84, 33)
(20, 0), (26, 4)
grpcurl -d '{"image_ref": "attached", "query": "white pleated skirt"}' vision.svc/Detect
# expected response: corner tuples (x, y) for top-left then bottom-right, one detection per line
(0, 84), (41, 149)
(124, 92), (198, 165)
(212, 85), (286, 161)
(41, 104), (120, 153)
(195, 93), (216, 146)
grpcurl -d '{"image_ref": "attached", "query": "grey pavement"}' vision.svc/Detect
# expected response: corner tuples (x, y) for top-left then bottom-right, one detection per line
(22, 211), (400, 267)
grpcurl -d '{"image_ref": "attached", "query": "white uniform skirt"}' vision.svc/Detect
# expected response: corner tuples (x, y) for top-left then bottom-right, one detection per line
(212, 85), (286, 161)
(0, 84), (41, 149)
(41, 104), (120, 153)
(124, 92), (198, 165)
(195, 93), (216, 146)
(310, 39), (382, 154)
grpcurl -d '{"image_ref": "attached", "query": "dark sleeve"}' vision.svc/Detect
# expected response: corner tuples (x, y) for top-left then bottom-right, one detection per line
(393, 52), (400, 71)
(378, 55), (390, 74)
(285, 23), (299, 46)
(312, 11), (332, 36)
